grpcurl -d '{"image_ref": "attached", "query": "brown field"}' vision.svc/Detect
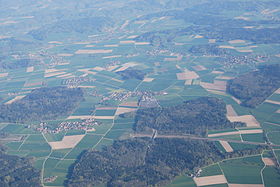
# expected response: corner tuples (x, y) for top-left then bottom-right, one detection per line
(200, 80), (227, 92)
(78, 68), (97, 75)
(57, 73), (73, 78)
(26, 66), (34, 73)
(67, 115), (93, 120)
(207, 90), (227, 96)
(228, 115), (260, 127)
(193, 175), (227, 186)
(127, 35), (138, 39)
(96, 107), (118, 110)
(0, 35), (10, 39)
(194, 35), (204, 39)
(94, 116), (115, 120)
(103, 55), (122, 59)
(231, 96), (242, 105)
(120, 40), (135, 44)
(236, 49), (253, 53)
(48, 135), (85, 150)
(115, 107), (137, 116)
(104, 44), (119, 47)
(75, 49), (113, 54)
(216, 76), (234, 80)
(209, 39), (216, 43)
(48, 41), (63, 44)
(77, 86), (96, 88)
(274, 88), (280, 94)
(135, 42), (150, 45)
(143, 78), (154, 82)
(74, 42), (91, 45)
(177, 71), (199, 80)
(114, 62), (138, 72)
(226, 105), (238, 117)
(262, 157), (276, 166)
(111, 78), (124, 83)
(211, 71), (224, 74)
(85, 45), (96, 48)
(58, 53), (73, 57)
(0, 73), (8, 77)
(106, 65), (119, 71)
(5, 95), (26, 105)
(266, 100), (280, 105)
(120, 101), (138, 107)
(192, 65), (206, 71)
(234, 16), (250, 21)
(229, 40), (246, 44)
(208, 129), (263, 137)
(45, 71), (66, 78)
(228, 184), (263, 187)
(175, 42), (185, 46)
(24, 81), (42, 87)
(164, 54), (183, 62)
(219, 45), (235, 49)
(275, 54), (280, 57)
(219, 141), (234, 152)
(0, 20), (18, 25)
(276, 109), (280, 114)
(185, 79), (193, 85)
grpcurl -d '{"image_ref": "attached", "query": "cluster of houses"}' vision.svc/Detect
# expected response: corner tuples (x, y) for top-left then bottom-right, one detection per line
(223, 55), (267, 68)
(36, 118), (100, 134)
(62, 77), (95, 88)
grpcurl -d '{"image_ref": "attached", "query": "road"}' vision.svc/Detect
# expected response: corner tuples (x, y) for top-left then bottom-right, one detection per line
(130, 133), (280, 147)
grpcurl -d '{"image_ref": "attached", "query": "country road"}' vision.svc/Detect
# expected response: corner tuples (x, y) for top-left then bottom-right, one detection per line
(130, 133), (280, 147)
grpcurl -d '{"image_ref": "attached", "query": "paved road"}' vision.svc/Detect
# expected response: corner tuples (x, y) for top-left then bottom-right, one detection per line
(130, 133), (280, 147)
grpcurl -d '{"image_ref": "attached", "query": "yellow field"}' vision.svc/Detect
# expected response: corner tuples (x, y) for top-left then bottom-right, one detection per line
(48, 135), (85, 150)
(208, 129), (263, 137)
(5, 95), (26, 105)
(227, 115), (260, 127)
(193, 175), (227, 186)
(75, 49), (113, 54)
(219, 141), (234, 152)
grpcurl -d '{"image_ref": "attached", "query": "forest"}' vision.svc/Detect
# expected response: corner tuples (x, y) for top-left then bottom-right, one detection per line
(0, 86), (84, 123)
(0, 146), (41, 187)
(227, 64), (280, 108)
(134, 97), (244, 136)
(67, 137), (265, 187)
(117, 68), (146, 80)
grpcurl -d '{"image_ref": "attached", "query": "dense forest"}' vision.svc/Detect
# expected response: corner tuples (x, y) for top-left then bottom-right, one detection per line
(0, 146), (41, 187)
(117, 68), (146, 80)
(227, 64), (280, 108)
(67, 137), (265, 187)
(0, 86), (84, 123)
(134, 97), (244, 136)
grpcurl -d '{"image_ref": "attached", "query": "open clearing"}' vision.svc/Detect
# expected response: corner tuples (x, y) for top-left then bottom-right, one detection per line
(48, 135), (85, 150)
(75, 49), (113, 54)
(220, 141), (234, 152)
(265, 100), (280, 105)
(115, 107), (137, 116)
(226, 105), (238, 117)
(0, 73), (8, 77)
(229, 40), (246, 44)
(208, 129), (263, 137)
(5, 95), (26, 105)
(26, 66), (34, 73)
(176, 70), (199, 80)
(228, 115), (260, 127)
(193, 175), (227, 186)
(143, 78), (154, 82)
(262, 157), (276, 166)
(200, 80), (227, 92)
